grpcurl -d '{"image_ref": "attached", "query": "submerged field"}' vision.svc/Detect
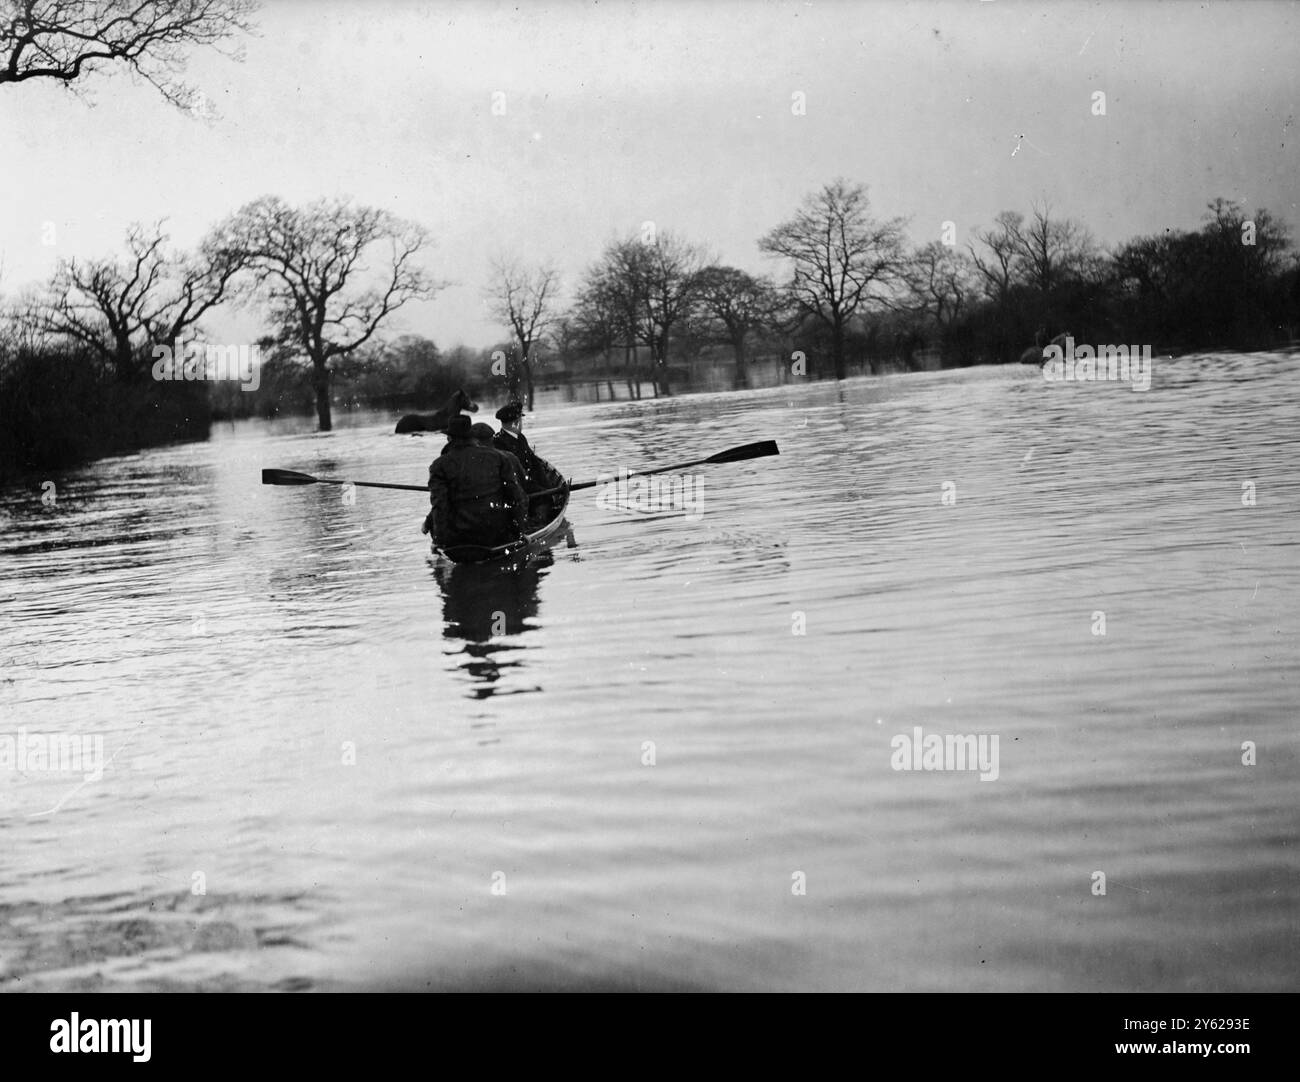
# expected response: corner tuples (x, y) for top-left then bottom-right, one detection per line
(2, 353), (1297, 991)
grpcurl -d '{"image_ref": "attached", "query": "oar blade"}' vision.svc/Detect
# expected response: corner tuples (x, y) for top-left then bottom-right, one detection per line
(569, 440), (781, 491)
(262, 468), (318, 486)
(705, 440), (780, 464)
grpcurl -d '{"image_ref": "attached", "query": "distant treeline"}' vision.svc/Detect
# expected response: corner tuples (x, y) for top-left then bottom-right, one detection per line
(553, 186), (1299, 390)
(0, 329), (495, 481)
(933, 196), (1300, 367)
(0, 343), (209, 476)
(2, 184), (1297, 478)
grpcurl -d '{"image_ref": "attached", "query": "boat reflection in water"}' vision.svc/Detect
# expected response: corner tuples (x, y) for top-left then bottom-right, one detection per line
(432, 527), (576, 700)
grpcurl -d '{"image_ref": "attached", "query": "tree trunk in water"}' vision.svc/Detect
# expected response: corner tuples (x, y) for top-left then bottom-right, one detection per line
(313, 360), (332, 431)
(732, 339), (748, 390)
(506, 352), (523, 402)
(831, 320), (846, 381)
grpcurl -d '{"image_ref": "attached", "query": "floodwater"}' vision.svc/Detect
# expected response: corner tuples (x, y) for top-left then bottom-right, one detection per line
(2, 353), (1297, 991)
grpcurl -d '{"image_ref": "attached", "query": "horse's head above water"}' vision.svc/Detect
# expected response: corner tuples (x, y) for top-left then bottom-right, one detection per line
(455, 388), (479, 414)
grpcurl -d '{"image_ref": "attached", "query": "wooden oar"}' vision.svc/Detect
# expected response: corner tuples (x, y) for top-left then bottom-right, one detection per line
(264, 439), (779, 499)
(261, 468), (427, 493)
(566, 440), (779, 492)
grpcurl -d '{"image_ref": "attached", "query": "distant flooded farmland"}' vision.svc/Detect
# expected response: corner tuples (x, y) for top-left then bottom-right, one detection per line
(2, 353), (1297, 990)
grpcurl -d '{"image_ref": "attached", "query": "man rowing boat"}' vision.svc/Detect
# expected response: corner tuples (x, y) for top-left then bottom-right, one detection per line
(493, 402), (563, 494)
(423, 415), (527, 549)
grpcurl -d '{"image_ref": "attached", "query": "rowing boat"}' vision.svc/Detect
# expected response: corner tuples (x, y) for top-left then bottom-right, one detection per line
(433, 483), (571, 566)
(263, 442), (777, 568)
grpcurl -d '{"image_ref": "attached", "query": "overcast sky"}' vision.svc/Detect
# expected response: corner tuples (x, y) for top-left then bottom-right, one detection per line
(2, 0), (1296, 350)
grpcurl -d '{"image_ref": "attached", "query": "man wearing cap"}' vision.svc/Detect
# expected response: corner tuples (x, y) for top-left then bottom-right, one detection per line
(423, 414), (527, 548)
(493, 402), (561, 494)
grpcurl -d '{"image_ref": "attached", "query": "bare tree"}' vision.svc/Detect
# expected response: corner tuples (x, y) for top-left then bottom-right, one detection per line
(573, 233), (709, 398)
(0, 0), (258, 109)
(638, 231), (709, 396)
(1015, 202), (1102, 294)
(1201, 198), (1293, 282)
(40, 220), (245, 380)
(215, 195), (440, 431)
(568, 274), (628, 397)
(904, 242), (975, 328)
(484, 257), (559, 411)
(1112, 232), (1185, 305)
(968, 211), (1025, 306)
(574, 241), (650, 397)
(759, 179), (909, 380)
(547, 315), (580, 366)
(691, 266), (778, 389)
(603, 240), (652, 397)
(544, 313), (588, 395)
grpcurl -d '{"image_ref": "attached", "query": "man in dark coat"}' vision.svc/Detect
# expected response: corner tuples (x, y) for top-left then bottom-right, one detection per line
(424, 415), (526, 548)
(493, 402), (561, 493)
(471, 421), (513, 462)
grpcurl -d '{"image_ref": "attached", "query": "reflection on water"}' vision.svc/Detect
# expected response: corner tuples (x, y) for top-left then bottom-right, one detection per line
(1, 353), (1298, 991)
(432, 524), (578, 701)
(436, 558), (548, 700)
